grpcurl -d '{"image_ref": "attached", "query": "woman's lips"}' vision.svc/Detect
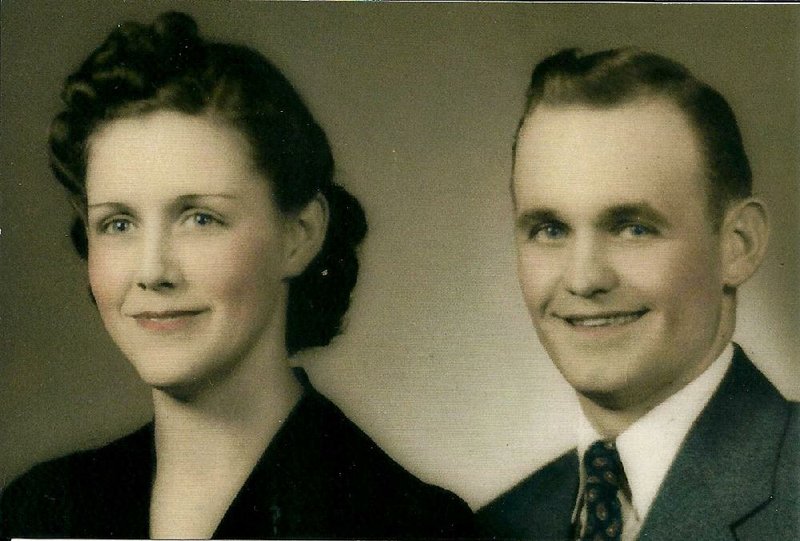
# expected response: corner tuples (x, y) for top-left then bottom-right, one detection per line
(132, 310), (207, 331)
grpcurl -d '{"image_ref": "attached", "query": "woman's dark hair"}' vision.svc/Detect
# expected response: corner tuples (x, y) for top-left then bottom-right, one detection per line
(51, 12), (367, 355)
(515, 47), (752, 229)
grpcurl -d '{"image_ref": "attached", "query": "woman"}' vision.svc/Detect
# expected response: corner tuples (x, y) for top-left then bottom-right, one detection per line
(0, 12), (474, 539)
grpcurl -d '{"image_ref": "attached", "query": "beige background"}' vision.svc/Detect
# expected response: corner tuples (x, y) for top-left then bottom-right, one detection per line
(1, 1), (798, 508)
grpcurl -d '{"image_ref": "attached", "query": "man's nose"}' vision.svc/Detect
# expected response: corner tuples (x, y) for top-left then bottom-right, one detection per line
(563, 235), (618, 298)
(135, 229), (182, 291)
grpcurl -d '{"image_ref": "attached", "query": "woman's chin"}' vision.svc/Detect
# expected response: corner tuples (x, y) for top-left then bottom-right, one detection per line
(136, 368), (210, 400)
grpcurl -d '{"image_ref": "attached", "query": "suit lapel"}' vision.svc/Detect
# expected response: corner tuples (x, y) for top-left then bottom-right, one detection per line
(638, 346), (789, 540)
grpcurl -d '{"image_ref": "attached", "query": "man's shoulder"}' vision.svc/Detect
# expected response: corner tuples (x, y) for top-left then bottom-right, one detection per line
(476, 450), (578, 539)
(694, 346), (793, 441)
(710, 399), (800, 539)
(638, 351), (798, 539)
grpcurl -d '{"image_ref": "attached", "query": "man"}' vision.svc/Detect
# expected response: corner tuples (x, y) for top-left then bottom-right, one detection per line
(477, 48), (798, 540)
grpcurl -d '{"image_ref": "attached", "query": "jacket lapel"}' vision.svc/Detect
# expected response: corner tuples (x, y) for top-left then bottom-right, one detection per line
(638, 346), (789, 540)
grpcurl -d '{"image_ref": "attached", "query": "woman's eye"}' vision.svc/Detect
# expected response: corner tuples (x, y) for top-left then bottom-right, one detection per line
(102, 218), (133, 234)
(620, 223), (656, 238)
(187, 212), (222, 227)
(530, 223), (567, 242)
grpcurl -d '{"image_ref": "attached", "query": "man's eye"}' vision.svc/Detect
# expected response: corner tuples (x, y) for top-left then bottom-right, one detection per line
(530, 223), (567, 242)
(102, 218), (133, 234)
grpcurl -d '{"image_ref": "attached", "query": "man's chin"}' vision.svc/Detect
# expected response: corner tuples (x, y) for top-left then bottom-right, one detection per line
(559, 365), (646, 410)
(577, 386), (637, 411)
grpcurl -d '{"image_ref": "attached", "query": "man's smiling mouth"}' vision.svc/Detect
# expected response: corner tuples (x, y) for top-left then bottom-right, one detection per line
(560, 310), (649, 328)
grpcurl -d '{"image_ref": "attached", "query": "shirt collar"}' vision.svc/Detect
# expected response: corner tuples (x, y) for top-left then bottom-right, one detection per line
(577, 343), (734, 520)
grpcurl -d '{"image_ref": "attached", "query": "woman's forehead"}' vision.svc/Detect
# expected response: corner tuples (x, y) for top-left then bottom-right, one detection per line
(86, 111), (266, 204)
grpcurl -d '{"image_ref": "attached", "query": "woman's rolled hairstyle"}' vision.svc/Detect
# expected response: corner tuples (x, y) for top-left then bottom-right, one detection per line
(51, 11), (367, 354)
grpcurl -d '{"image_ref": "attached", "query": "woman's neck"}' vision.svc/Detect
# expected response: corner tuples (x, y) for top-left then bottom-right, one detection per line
(149, 340), (303, 539)
(151, 360), (302, 471)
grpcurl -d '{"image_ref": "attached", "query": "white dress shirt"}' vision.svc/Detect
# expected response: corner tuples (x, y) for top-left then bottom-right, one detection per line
(573, 343), (734, 540)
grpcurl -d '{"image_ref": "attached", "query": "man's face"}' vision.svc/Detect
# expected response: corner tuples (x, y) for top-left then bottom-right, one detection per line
(513, 99), (730, 411)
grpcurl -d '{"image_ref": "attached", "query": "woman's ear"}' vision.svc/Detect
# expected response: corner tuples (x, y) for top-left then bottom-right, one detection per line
(282, 193), (329, 279)
(721, 197), (770, 288)
(68, 196), (90, 260)
(68, 195), (88, 222)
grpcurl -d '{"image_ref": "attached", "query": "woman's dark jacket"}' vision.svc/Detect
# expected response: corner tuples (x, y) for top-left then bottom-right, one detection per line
(0, 387), (475, 539)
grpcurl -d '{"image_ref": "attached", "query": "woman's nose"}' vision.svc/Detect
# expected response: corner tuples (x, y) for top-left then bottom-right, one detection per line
(563, 236), (618, 298)
(135, 230), (182, 291)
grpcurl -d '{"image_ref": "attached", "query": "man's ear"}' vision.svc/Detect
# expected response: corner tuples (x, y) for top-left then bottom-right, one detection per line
(282, 193), (329, 279)
(721, 197), (770, 288)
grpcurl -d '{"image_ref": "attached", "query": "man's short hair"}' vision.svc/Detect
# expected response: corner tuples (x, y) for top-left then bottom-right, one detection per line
(515, 48), (752, 228)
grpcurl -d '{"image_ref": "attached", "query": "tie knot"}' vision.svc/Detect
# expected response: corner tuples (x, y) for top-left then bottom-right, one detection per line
(584, 440), (623, 488)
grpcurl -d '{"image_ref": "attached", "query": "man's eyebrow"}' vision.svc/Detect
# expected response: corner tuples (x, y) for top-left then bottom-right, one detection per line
(515, 208), (563, 228)
(598, 203), (669, 227)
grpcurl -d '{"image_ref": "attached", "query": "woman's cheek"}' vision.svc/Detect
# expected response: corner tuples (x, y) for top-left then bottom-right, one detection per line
(88, 244), (127, 309)
(192, 231), (285, 305)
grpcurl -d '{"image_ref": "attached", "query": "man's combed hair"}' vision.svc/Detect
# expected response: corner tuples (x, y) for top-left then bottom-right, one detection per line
(51, 12), (367, 355)
(517, 48), (753, 227)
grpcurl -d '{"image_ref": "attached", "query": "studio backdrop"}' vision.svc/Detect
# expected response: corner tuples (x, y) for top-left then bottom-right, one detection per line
(1, 1), (798, 507)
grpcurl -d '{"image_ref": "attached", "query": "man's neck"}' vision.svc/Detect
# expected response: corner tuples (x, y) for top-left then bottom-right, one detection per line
(579, 296), (736, 438)
(578, 398), (642, 439)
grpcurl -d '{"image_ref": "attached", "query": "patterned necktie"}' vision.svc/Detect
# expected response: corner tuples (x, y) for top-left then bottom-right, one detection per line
(580, 440), (624, 541)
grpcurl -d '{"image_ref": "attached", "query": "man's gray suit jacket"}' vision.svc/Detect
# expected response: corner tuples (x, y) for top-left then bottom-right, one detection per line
(477, 345), (799, 540)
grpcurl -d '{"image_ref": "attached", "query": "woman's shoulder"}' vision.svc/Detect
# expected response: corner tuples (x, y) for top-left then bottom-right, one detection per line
(292, 390), (436, 487)
(0, 424), (153, 538)
(257, 388), (477, 537)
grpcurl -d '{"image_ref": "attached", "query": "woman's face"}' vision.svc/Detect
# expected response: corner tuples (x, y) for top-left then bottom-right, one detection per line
(85, 111), (294, 395)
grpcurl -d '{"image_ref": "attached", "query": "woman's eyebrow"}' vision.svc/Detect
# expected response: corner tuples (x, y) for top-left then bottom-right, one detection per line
(177, 193), (239, 202)
(87, 201), (129, 210)
(87, 193), (239, 209)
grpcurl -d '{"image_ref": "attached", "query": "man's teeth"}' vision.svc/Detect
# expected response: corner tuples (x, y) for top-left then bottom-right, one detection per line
(569, 313), (643, 327)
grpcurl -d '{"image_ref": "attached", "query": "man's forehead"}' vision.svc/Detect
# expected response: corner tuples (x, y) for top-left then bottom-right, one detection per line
(517, 99), (700, 156)
(512, 99), (709, 220)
